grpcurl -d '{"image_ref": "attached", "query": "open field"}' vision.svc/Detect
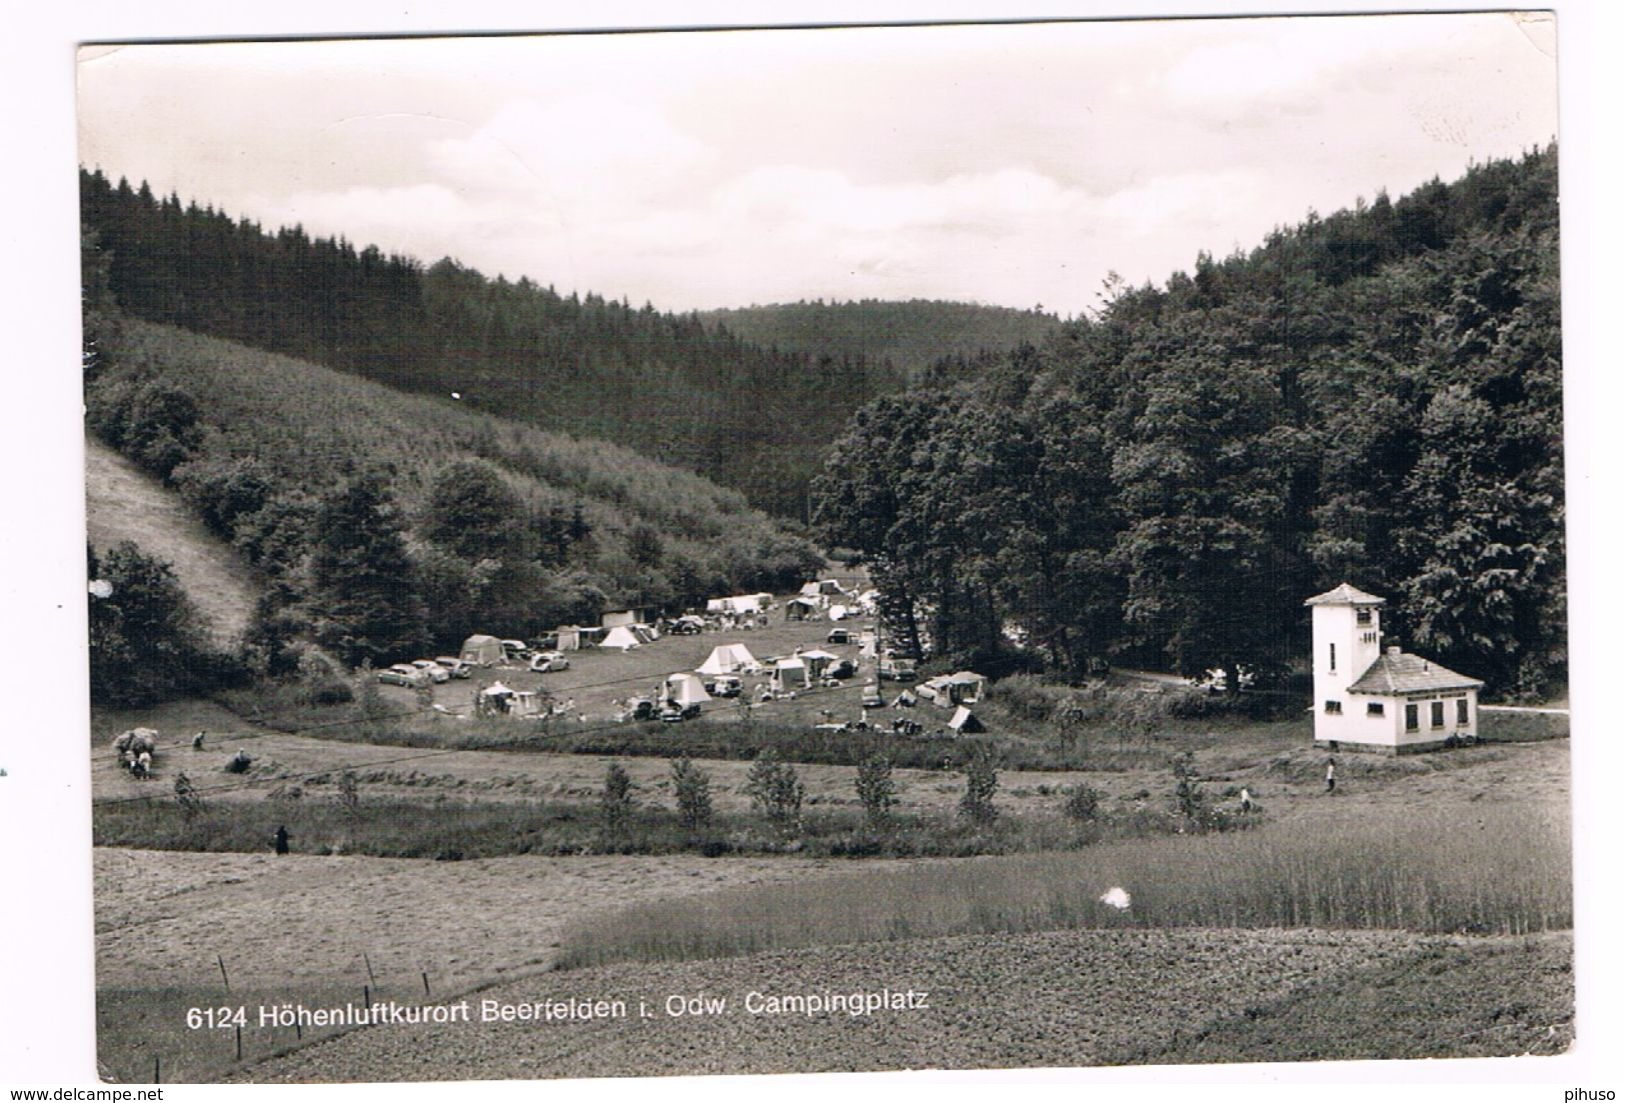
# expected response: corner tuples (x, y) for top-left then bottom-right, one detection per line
(84, 435), (261, 647)
(94, 847), (924, 1083)
(222, 927), (1571, 1082)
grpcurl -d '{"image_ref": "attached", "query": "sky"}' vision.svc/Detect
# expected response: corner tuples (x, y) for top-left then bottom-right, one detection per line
(75, 12), (1559, 316)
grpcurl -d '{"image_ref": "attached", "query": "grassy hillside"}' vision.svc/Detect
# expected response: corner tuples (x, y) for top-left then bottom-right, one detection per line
(94, 318), (809, 561)
(700, 298), (1060, 379)
(85, 434), (261, 647)
(84, 317), (823, 673)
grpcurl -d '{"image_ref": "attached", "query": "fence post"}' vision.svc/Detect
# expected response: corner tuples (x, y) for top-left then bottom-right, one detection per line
(217, 954), (230, 991)
(422, 971), (431, 997)
(153, 1055), (160, 1084)
(363, 952), (376, 985)
(235, 1025), (243, 1061)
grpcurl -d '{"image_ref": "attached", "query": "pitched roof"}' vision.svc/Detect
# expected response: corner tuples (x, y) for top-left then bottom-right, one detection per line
(1347, 650), (1483, 695)
(1304, 582), (1386, 607)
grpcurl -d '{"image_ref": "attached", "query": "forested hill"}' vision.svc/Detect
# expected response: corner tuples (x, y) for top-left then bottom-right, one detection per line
(697, 299), (1060, 381)
(78, 169), (902, 517)
(815, 146), (1563, 698)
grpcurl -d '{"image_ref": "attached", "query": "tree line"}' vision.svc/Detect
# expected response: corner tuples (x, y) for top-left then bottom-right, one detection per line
(814, 147), (1563, 698)
(79, 169), (904, 516)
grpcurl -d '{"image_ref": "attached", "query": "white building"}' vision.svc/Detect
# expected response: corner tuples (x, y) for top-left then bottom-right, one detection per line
(1306, 582), (1483, 754)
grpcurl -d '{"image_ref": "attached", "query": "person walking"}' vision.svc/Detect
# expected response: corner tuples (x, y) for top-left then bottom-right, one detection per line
(273, 824), (290, 855)
(1325, 758), (1337, 794)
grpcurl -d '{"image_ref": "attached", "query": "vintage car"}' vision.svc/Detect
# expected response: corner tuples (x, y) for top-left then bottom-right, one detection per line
(433, 656), (473, 679)
(378, 663), (430, 688)
(411, 659), (451, 683)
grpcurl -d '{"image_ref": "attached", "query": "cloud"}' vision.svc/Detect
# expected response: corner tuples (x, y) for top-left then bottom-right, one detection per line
(426, 96), (715, 213)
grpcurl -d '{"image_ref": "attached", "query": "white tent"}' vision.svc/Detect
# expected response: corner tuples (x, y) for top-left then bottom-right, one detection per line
(664, 673), (713, 709)
(771, 656), (810, 691)
(601, 625), (642, 650)
(947, 706), (985, 733)
(698, 643), (758, 675)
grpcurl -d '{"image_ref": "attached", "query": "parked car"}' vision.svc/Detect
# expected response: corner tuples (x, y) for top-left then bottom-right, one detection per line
(826, 628), (854, 644)
(378, 663), (430, 688)
(668, 615), (704, 635)
(878, 656), (917, 681)
(826, 658), (857, 679)
(626, 697), (658, 722)
(703, 674), (742, 698)
(532, 633), (559, 651)
(529, 650), (570, 673)
(434, 656), (473, 679)
(861, 682), (884, 709)
(659, 701), (701, 723)
(501, 639), (532, 662)
(410, 659), (451, 683)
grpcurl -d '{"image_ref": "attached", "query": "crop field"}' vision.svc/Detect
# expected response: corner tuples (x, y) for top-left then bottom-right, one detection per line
(93, 846), (915, 1084)
(225, 926), (1571, 1082)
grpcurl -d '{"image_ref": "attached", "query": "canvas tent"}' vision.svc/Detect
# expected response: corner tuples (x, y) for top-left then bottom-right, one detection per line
(601, 625), (641, 651)
(770, 657), (810, 691)
(602, 610), (639, 629)
(555, 626), (584, 651)
(697, 643), (758, 675)
(460, 634), (505, 666)
(947, 706), (985, 733)
(664, 673), (713, 709)
(707, 595), (763, 616)
(797, 648), (839, 678)
(948, 671), (988, 703)
(785, 597), (818, 621)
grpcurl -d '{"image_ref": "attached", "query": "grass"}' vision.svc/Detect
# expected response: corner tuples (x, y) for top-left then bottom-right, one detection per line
(554, 800), (1570, 970)
(91, 782), (1245, 861)
(85, 434), (262, 647)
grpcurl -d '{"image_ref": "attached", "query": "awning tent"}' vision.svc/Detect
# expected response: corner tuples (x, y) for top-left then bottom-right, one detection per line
(460, 634), (505, 666)
(770, 657), (810, 690)
(784, 597), (819, 620)
(697, 643), (758, 675)
(797, 648), (839, 677)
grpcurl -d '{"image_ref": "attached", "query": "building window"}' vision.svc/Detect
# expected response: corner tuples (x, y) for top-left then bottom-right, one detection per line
(1324, 700), (1342, 715)
(1356, 608), (1372, 626)
(1405, 704), (1419, 732)
(1329, 642), (1336, 672)
(1456, 698), (1469, 726)
(1430, 701), (1445, 729)
(1367, 702), (1385, 717)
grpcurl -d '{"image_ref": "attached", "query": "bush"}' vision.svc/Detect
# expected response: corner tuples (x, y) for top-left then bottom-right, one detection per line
(855, 754), (898, 828)
(670, 757), (713, 834)
(601, 762), (634, 834)
(1064, 784), (1101, 823)
(87, 541), (213, 707)
(745, 748), (804, 833)
(959, 744), (1000, 825)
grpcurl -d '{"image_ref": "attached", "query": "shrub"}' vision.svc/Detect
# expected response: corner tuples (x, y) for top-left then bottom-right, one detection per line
(1063, 784), (1101, 824)
(745, 748), (804, 833)
(601, 762), (634, 834)
(959, 744), (1000, 825)
(670, 757), (713, 834)
(855, 754), (898, 828)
